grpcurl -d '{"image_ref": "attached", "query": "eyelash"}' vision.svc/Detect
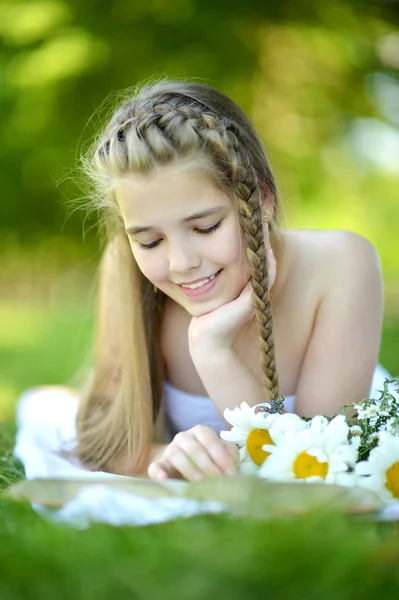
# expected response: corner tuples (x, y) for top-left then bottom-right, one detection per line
(138, 221), (223, 250)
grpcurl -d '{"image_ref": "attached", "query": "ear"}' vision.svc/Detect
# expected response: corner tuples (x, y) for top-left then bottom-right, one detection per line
(258, 179), (275, 222)
(262, 197), (275, 222)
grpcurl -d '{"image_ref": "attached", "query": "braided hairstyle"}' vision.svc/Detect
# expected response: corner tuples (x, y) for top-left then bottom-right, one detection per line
(77, 79), (284, 472)
(87, 79), (282, 400)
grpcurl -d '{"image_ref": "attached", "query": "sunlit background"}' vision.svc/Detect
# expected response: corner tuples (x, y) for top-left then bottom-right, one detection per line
(1, 0), (399, 419)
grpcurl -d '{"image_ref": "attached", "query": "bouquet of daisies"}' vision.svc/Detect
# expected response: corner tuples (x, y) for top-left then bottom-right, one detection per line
(220, 379), (399, 505)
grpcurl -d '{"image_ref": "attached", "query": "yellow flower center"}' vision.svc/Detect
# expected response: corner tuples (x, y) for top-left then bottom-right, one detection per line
(293, 451), (328, 480)
(385, 461), (399, 499)
(246, 429), (274, 466)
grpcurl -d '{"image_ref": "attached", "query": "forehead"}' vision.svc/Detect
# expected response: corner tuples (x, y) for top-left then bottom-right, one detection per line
(115, 167), (232, 223)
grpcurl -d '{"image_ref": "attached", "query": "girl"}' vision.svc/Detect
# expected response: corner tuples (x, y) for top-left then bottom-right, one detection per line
(17, 78), (385, 484)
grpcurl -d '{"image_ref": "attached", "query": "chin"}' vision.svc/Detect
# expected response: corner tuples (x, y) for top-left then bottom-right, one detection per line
(183, 295), (234, 318)
(187, 304), (215, 318)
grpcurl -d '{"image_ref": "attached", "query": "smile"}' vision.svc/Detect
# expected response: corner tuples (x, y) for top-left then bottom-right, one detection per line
(180, 272), (218, 289)
(177, 269), (222, 298)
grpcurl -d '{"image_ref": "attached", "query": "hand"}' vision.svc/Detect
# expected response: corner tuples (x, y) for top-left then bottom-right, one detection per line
(147, 425), (239, 482)
(188, 248), (277, 354)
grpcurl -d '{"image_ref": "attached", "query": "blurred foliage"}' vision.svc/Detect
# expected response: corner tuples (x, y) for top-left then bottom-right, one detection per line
(0, 0), (399, 403)
(0, 1), (398, 268)
(0, 421), (24, 491)
(0, 301), (94, 419)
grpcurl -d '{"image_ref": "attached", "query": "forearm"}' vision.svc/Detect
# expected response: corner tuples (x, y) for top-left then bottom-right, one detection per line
(192, 348), (267, 418)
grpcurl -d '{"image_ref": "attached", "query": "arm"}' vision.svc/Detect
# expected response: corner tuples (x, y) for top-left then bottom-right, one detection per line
(187, 249), (278, 415)
(192, 349), (266, 417)
(295, 232), (383, 417)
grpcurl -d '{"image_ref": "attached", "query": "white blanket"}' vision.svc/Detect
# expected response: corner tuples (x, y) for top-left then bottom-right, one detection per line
(13, 386), (227, 525)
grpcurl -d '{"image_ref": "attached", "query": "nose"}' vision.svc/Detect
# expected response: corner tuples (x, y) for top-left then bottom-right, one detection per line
(168, 239), (201, 274)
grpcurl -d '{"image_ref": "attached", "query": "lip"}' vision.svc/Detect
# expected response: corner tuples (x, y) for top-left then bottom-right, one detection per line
(175, 271), (220, 286)
(177, 269), (222, 298)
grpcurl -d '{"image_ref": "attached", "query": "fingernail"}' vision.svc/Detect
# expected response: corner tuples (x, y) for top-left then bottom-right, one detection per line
(192, 473), (202, 481)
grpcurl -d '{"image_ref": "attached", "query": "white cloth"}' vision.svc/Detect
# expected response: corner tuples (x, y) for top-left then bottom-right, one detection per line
(164, 364), (393, 436)
(13, 386), (228, 526)
(14, 386), (84, 479)
(34, 486), (227, 528)
(13, 365), (399, 527)
(164, 380), (294, 437)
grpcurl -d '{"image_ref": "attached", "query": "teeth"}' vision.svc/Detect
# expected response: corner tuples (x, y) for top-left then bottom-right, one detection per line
(181, 273), (217, 290)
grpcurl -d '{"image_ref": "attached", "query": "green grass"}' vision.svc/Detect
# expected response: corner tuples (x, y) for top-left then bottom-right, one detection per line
(0, 423), (24, 492)
(1, 302), (399, 598)
(0, 302), (94, 420)
(1, 486), (399, 599)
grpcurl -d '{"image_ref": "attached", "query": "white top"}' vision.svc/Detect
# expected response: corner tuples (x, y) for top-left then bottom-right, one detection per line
(163, 364), (393, 437)
(163, 381), (295, 437)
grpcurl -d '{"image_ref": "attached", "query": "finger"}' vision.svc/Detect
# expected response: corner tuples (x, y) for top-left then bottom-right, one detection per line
(236, 281), (252, 303)
(148, 459), (190, 481)
(194, 427), (238, 475)
(223, 440), (240, 467)
(147, 461), (170, 481)
(227, 285), (254, 328)
(176, 435), (224, 477)
(162, 446), (205, 482)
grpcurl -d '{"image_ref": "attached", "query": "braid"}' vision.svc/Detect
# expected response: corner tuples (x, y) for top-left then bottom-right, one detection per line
(97, 95), (280, 401)
(229, 148), (280, 400)
(198, 116), (279, 399)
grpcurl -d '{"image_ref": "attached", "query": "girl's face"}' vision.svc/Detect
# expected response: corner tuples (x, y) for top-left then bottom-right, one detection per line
(115, 166), (250, 317)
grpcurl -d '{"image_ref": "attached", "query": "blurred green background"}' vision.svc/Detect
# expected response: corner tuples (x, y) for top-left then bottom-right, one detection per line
(1, 0), (399, 421)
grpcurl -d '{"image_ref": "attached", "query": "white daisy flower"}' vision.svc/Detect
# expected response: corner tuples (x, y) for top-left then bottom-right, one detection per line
(258, 415), (358, 486)
(220, 402), (307, 473)
(267, 413), (310, 444)
(354, 403), (380, 421)
(364, 404), (379, 419)
(368, 432), (379, 444)
(350, 425), (362, 436)
(350, 434), (361, 451)
(379, 409), (390, 417)
(220, 402), (279, 474)
(356, 432), (399, 503)
(354, 404), (369, 420)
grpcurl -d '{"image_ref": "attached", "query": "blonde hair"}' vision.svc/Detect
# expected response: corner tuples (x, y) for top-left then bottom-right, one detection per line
(75, 78), (284, 474)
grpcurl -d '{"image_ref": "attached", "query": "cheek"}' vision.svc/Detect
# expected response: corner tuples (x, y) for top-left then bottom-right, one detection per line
(212, 226), (246, 267)
(131, 248), (166, 283)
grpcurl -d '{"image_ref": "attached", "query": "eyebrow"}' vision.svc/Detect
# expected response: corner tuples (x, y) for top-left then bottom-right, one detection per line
(125, 206), (225, 235)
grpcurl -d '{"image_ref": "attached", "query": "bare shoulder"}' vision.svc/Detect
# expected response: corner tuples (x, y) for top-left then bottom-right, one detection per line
(278, 230), (383, 414)
(278, 229), (382, 298)
(282, 228), (379, 261)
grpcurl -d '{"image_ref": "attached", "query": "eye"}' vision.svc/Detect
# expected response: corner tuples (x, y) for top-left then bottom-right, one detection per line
(138, 239), (161, 250)
(195, 221), (222, 235)
(137, 221), (223, 250)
